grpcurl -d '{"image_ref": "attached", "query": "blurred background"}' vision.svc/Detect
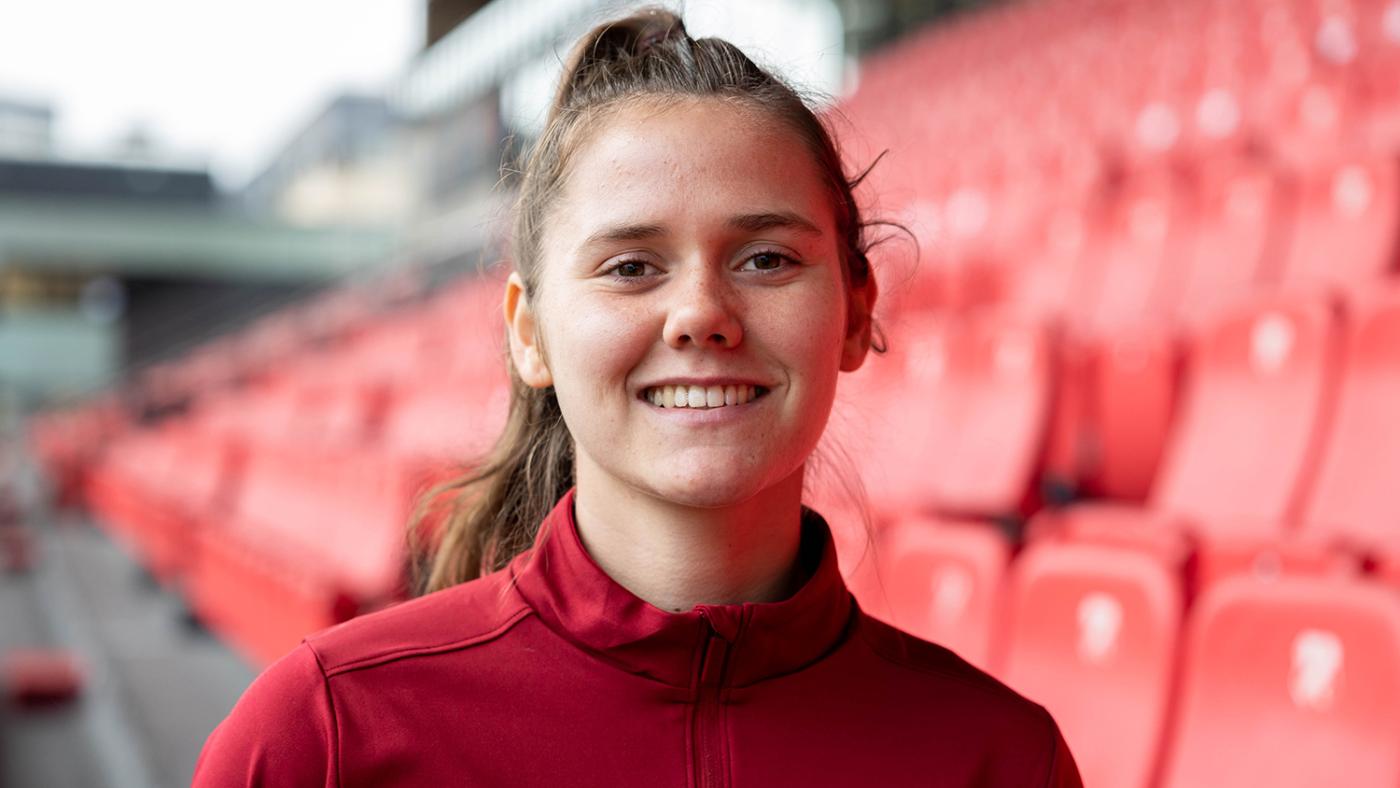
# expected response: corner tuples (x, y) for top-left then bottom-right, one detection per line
(4, 0), (1400, 786)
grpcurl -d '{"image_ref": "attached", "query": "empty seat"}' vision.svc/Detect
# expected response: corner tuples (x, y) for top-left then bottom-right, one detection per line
(1357, 0), (1400, 148)
(380, 378), (510, 463)
(1276, 157), (1400, 289)
(1297, 288), (1400, 555)
(1161, 575), (1400, 788)
(1074, 169), (1194, 339)
(189, 447), (414, 665)
(998, 540), (1182, 788)
(854, 312), (1054, 518)
(1089, 328), (1182, 501)
(1150, 294), (1343, 537)
(1173, 158), (1286, 328)
(84, 428), (187, 575)
(876, 517), (1010, 670)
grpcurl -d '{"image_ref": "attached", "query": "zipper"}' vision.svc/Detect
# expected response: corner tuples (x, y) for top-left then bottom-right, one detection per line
(694, 614), (731, 788)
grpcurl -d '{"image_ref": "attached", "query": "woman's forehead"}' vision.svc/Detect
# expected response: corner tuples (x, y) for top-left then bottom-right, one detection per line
(552, 97), (836, 240)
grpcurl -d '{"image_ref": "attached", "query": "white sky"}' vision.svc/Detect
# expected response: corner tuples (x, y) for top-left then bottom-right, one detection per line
(0, 0), (421, 188)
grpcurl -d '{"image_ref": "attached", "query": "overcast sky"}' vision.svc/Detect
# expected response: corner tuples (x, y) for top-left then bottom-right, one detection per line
(0, 1), (420, 188)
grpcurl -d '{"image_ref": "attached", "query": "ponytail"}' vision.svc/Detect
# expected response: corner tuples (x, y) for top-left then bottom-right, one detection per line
(409, 6), (883, 594)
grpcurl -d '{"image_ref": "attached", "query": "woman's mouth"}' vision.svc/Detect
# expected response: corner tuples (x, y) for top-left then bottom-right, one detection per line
(640, 384), (769, 409)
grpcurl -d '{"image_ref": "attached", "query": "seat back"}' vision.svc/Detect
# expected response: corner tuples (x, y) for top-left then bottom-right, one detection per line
(1150, 294), (1342, 532)
(878, 517), (1010, 670)
(998, 540), (1182, 788)
(1161, 575), (1400, 788)
(1278, 157), (1400, 288)
(1299, 290), (1400, 553)
(858, 313), (1053, 518)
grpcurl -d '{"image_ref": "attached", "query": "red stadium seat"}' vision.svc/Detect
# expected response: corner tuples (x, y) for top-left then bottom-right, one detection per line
(1297, 287), (1400, 557)
(1275, 156), (1400, 289)
(1357, 0), (1400, 148)
(83, 427), (227, 584)
(1001, 198), (1096, 321)
(380, 378), (509, 463)
(1088, 329), (1182, 501)
(1160, 575), (1400, 788)
(876, 517), (1010, 670)
(1075, 169), (1194, 339)
(188, 447), (414, 665)
(997, 540), (1183, 788)
(1151, 293), (1343, 536)
(854, 312), (1054, 519)
(1173, 157), (1286, 328)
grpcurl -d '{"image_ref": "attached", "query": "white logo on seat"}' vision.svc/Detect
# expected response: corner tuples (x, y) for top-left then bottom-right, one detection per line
(1135, 102), (1180, 152)
(1076, 592), (1123, 665)
(931, 565), (973, 623)
(1290, 629), (1344, 711)
(945, 189), (989, 239)
(1315, 16), (1358, 64)
(1333, 165), (1374, 218)
(993, 334), (1034, 377)
(1251, 313), (1295, 373)
(1197, 89), (1241, 140)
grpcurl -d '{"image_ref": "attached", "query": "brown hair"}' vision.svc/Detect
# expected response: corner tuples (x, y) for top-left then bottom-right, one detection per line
(409, 7), (883, 594)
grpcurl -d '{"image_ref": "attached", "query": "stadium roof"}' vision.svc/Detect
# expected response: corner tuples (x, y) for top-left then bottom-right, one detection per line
(0, 195), (393, 280)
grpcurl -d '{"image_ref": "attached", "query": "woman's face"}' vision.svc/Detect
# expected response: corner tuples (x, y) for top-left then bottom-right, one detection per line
(507, 97), (875, 509)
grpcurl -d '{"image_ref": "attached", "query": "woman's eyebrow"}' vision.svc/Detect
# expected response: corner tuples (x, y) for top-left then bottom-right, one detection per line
(727, 211), (823, 237)
(579, 211), (822, 252)
(582, 222), (667, 249)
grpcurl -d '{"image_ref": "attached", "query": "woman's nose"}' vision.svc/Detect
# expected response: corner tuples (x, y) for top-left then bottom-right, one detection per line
(662, 266), (743, 350)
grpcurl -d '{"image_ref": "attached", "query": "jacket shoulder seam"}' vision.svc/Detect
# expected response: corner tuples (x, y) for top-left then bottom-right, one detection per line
(1039, 703), (1060, 788)
(304, 643), (342, 788)
(315, 604), (533, 678)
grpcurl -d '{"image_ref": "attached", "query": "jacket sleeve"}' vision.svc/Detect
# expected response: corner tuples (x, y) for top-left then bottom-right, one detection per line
(191, 643), (338, 787)
(1041, 713), (1084, 788)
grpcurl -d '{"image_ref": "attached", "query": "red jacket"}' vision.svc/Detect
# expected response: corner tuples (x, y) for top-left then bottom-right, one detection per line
(194, 489), (1081, 787)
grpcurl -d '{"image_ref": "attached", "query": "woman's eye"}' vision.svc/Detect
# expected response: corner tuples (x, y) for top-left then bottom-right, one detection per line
(741, 251), (796, 272)
(610, 260), (653, 278)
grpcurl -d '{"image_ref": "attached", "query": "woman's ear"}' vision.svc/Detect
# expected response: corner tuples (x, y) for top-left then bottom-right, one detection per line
(505, 272), (554, 388)
(840, 270), (878, 372)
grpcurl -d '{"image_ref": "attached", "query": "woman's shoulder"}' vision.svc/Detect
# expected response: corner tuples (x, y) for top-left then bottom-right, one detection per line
(849, 612), (1082, 785)
(192, 568), (535, 786)
(304, 564), (533, 677)
(851, 610), (1051, 723)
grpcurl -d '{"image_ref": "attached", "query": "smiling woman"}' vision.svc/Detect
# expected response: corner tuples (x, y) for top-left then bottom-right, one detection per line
(192, 8), (1082, 787)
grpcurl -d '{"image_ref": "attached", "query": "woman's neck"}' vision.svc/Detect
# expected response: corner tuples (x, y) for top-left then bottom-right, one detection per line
(572, 462), (806, 613)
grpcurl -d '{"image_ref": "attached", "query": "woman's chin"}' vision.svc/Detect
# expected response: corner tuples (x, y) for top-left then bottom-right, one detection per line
(638, 462), (799, 511)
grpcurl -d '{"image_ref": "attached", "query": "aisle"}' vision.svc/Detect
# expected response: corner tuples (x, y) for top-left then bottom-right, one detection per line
(2, 511), (255, 788)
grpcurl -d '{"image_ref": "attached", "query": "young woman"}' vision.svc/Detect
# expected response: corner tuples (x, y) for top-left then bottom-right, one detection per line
(194, 9), (1082, 786)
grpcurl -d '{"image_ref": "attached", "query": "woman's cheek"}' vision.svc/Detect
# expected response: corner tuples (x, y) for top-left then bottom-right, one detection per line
(766, 283), (848, 373)
(544, 290), (648, 416)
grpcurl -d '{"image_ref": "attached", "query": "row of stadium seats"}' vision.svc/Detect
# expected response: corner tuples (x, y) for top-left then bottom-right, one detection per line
(870, 526), (1400, 788)
(840, 0), (1400, 508)
(75, 278), (512, 665)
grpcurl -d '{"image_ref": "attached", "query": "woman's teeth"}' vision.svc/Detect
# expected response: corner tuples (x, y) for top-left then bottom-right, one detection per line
(644, 384), (762, 409)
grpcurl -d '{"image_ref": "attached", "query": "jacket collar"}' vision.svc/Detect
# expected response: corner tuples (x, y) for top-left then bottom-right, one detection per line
(509, 488), (854, 688)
